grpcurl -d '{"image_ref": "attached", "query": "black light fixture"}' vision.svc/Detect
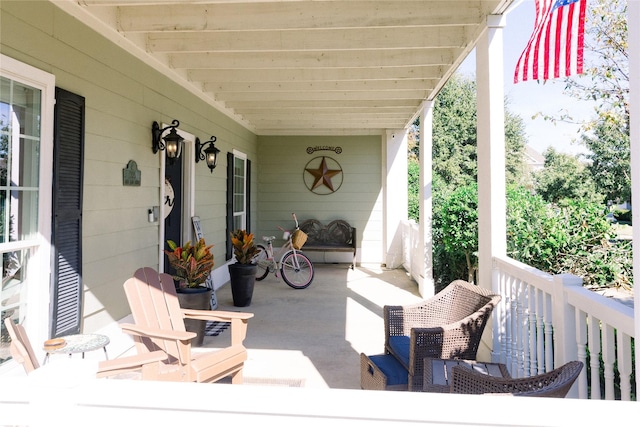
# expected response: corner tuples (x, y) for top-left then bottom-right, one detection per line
(152, 120), (183, 164)
(195, 136), (220, 173)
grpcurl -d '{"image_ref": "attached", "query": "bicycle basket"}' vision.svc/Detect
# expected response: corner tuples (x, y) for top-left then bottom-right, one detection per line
(291, 229), (308, 250)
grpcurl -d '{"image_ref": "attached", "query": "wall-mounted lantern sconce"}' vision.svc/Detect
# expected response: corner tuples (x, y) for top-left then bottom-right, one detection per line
(152, 120), (183, 164)
(195, 136), (220, 173)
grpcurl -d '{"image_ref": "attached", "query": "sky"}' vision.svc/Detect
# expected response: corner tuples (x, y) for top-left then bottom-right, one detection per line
(456, 0), (598, 156)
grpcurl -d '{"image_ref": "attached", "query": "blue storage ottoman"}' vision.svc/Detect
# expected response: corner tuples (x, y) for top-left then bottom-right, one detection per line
(360, 353), (408, 391)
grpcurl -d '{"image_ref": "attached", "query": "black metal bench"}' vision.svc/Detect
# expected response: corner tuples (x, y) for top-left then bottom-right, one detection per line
(298, 219), (356, 269)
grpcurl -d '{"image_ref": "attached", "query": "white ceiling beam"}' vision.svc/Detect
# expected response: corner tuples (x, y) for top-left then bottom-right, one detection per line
(171, 50), (456, 69)
(114, 2), (489, 32)
(188, 66), (446, 82)
(224, 99), (420, 109)
(214, 89), (428, 102)
(204, 79), (436, 93)
(147, 26), (471, 52)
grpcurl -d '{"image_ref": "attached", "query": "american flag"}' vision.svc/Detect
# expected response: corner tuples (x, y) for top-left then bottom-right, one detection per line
(514, 0), (587, 83)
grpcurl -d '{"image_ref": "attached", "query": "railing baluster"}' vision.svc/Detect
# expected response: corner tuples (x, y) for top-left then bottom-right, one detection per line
(501, 270), (508, 364)
(522, 281), (531, 377)
(602, 324), (616, 400)
(515, 279), (525, 377)
(528, 284), (537, 377)
(588, 314), (602, 399)
(617, 332), (633, 401)
(536, 288), (545, 375)
(509, 275), (517, 372)
(544, 292), (553, 371)
(576, 309), (588, 399)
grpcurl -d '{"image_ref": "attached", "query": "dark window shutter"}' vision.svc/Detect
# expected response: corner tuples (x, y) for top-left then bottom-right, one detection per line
(50, 88), (85, 338)
(225, 152), (234, 261)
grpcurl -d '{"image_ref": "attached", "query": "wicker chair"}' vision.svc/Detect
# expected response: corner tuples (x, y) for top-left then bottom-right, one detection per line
(384, 280), (501, 391)
(450, 361), (584, 397)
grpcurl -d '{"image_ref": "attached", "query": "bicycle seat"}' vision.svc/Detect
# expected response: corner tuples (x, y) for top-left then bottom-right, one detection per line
(262, 236), (276, 242)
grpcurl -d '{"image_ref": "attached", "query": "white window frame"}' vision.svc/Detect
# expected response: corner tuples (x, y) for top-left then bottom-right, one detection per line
(232, 150), (248, 231)
(0, 55), (55, 365)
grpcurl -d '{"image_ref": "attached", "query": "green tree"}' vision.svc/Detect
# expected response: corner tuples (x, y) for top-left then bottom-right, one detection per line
(552, 0), (630, 203)
(431, 75), (527, 191)
(409, 74), (529, 223)
(439, 183), (478, 284)
(506, 186), (630, 290)
(534, 147), (602, 205)
(581, 113), (630, 203)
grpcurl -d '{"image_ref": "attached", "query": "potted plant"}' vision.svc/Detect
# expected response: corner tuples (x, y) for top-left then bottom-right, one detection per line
(164, 238), (214, 346)
(228, 229), (260, 307)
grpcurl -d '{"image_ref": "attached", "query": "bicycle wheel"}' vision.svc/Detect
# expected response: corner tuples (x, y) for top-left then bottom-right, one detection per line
(280, 251), (314, 289)
(254, 244), (270, 281)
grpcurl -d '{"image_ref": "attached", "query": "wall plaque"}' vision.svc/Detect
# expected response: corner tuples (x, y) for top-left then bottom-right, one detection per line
(123, 160), (141, 186)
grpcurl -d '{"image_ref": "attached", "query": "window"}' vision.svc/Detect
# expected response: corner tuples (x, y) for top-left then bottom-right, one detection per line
(233, 154), (247, 231)
(0, 55), (54, 368)
(226, 151), (251, 260)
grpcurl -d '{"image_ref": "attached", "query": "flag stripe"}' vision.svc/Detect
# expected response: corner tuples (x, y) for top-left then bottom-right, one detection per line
(514, 0), (587, 83)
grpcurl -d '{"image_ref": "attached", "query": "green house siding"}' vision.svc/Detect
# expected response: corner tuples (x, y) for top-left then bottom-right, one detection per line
(1, 1), (257, 333)
(256, 135), (383, 265)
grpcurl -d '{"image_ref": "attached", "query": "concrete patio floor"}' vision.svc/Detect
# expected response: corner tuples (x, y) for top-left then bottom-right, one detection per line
(204, 263), (422, 389)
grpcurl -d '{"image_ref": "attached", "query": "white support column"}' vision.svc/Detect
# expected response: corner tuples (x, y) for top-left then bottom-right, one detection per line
(383, 129), (408, 268)
(419, 101), (435, 297)
(477, 14), (507, 363)
(476, 14), (507, 293)
(628, 0), (639, 394)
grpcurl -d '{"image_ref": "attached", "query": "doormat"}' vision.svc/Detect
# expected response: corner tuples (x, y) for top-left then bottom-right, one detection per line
(205, 321), (230, 336)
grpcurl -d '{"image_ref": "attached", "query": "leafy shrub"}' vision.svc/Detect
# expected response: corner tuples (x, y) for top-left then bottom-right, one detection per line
(432, 184), (633, 291)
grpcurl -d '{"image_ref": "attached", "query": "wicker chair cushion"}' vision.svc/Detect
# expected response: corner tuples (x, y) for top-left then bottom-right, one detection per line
(387, 336), (411, 367)
(367, 354), (408, 386)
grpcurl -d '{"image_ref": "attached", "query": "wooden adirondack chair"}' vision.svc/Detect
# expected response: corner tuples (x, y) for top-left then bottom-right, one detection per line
(120, 267), (254, 384)
(3, 317), (167, 379)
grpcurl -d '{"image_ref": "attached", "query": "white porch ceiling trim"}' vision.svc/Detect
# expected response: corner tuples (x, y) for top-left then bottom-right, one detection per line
(52, 0), (514, 136)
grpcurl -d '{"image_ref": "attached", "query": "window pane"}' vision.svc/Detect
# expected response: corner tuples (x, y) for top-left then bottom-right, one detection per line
(233, 215), (242, 231)
(0, 248), (30, 364)
(0, 77), (41, 243)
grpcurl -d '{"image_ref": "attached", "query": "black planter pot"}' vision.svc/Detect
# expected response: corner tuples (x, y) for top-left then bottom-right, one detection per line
(176, 286), (211, 347)
(228, 263), (257, 307)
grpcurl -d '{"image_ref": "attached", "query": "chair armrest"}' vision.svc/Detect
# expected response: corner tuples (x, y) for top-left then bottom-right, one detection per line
(96, 350), (167, 379)
(120, 323), (196, 342)
(180, 309), (254, 322)
(451, 361), (583, 397)
(180, 309), (253, 346)
(450, 365), (522, 394)
(120, 323), (195, 365)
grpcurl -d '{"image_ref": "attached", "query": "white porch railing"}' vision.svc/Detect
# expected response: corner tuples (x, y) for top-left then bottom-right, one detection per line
(400, 220), (636, 401)
(401, 220), (422, 285)
(493, 255), (635, 401)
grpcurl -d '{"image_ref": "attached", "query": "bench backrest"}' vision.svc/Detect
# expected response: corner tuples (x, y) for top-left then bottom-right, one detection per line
(299, 219), (355, 247)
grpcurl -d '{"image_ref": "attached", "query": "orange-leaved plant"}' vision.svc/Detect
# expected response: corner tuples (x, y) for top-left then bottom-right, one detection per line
(164, 238), (214, 287)
(230, 229), (259, 264)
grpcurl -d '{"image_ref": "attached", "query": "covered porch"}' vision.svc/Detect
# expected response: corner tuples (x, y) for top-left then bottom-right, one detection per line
(1, 0), (640, 423)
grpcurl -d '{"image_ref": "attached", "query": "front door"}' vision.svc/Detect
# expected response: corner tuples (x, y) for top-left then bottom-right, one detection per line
(163, 158), (182, 276)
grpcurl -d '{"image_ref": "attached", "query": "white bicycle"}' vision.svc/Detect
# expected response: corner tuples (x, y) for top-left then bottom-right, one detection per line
(253, 213), (315, 289)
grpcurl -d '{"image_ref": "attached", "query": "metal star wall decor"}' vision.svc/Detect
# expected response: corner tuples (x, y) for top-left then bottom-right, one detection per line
(304, 156), (343, 195)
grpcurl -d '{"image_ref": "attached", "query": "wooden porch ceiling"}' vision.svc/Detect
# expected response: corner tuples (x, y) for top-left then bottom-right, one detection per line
(59, 0), (514, 135)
